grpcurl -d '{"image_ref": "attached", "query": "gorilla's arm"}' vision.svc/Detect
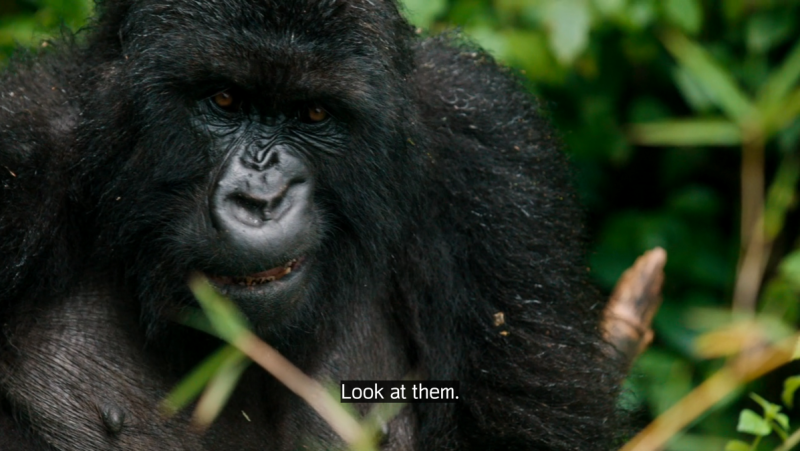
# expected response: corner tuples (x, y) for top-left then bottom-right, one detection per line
(0, 283), (204, 450)
(407, 37), (621, 449)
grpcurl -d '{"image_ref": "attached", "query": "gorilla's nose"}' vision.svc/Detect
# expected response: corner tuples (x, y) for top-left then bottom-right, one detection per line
(222, 181), (290, 226)
(210, 145), (314, 253)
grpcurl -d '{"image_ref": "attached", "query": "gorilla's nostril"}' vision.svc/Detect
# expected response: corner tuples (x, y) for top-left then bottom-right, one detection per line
(265, 150), (279, 168)
(228, 192), (269, 223)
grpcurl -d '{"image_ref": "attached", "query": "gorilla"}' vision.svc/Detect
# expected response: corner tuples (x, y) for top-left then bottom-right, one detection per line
(0, 0), (622, 449)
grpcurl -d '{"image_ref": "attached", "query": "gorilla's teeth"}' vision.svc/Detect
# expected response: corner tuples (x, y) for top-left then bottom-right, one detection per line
(216, 257), (303, 287)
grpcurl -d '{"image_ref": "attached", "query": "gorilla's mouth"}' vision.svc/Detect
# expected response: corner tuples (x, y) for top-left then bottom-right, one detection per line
(209, 257), (304, 287)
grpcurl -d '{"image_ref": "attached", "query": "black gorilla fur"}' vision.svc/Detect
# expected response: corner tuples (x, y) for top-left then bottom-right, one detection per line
(0, 0), (622, 449)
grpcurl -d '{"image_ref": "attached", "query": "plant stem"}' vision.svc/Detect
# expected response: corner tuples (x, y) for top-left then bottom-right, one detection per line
(773, 428), (800, 451)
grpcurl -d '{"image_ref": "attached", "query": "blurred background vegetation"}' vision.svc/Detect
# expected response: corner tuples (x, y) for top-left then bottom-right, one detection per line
(4, 0), (800, 449)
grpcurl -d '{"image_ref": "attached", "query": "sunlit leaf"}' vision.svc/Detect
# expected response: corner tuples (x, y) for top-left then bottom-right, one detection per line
(736, 409), (771, 436)
(188, 275), (250, 343)
(0, 18), (38, 47)
(779, 251), (800, 287)
(746, 13), (795, 54)
(775, 412), (790, 431)
(694, 323), (762, 358)
(543, 0), (592, 65)
(192, 348), (251, 427)
(724, 440), (750, 451)
(661, 31), (755, 123)
(758, 39), (800, 128)
(628, 119), (741, 146)
(766, 88), (800, 135)
(783, 376), (800, 408)
(750, 393), (782, 418)
(622, 0), (657, 30)
(662, 0), (702, 35)
(399, 0), (447, 29)
(161, 345), (247, 415)
(673, 66), (716, 112)
(178, 307), (219, 338)
(592, 0), (626, 17)
(502, 29), (565, 83)
(763, 155), (800, 240)
(465, 26), (508, 60)
(778, 117), (800, 154)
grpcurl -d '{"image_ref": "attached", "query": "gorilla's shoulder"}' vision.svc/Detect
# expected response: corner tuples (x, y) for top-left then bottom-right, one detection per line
(0, 45), (81, 162)
(412, 33), (573, 210)
(412, 33), (563, 170)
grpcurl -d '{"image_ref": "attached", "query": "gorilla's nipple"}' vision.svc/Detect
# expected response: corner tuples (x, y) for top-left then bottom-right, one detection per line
(99, 402), (126, 435)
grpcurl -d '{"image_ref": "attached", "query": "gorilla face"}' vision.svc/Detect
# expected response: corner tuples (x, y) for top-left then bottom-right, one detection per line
(83, 0), (417, 331)
(197, 90), (341, 323)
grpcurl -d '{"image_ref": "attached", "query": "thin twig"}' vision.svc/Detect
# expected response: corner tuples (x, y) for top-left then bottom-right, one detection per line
(733, 129), (766, 313)
(234, 332), (368, 447)
(773, 426), (800, 451)
(619, 335), (796, 451)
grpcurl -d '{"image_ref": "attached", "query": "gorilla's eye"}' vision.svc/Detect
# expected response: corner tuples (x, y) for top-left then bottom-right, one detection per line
(299, 104), (329, 123)
(211, 90), (242, 113)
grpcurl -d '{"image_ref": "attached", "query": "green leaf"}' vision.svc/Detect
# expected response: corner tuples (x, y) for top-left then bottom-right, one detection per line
(721, 0), (746, 23)
(628, 119), (741, 146)
(778, 117), (800, 154)
(746, 13), (795, 54)
(673, 66), (716, 112)
(779, 251), (800, 287)
(724, 440), (751, 451)
(765, 88), (800, 136)
(177, 307), (220, 338)
(661, 31), (755, 124)
(543, 0), (592, 65)
(763, 155), (800, 240)
(464, 27), (508, 60)
(502, 29), (565, 84)
(160, 345), (247, 415)
(750, 393), (782, 419)
(775, 412), (790, 431)
(592, 0), (626, 17)
(399, 0), (447, 29)
(758, 40), (800, 126)
(662, 0), (703, 35)
(188, 275), (250, 344)
(622, 0), (657, 30)
(736, 409), (772, 436)
(782, 376), (800, 408)
(192, 348), (251, 427)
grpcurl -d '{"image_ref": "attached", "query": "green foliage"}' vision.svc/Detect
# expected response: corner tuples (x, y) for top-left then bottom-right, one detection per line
(725, 392), (792, 450)
(784, 376), (800, 410)
(0, 0), (93, 63)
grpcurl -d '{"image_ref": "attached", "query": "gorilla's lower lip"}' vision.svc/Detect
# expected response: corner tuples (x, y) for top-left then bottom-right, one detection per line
(208, 257), (305, 287)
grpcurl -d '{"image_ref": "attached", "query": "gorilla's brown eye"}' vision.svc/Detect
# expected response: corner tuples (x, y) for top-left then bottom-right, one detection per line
(300, 104), (328, 123)
(212, 90), (239, 112)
